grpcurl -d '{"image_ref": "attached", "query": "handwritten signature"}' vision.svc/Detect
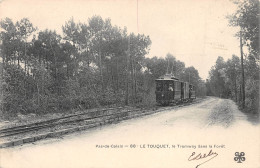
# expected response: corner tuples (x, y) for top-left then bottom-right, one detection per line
(188, 149), (218, 168)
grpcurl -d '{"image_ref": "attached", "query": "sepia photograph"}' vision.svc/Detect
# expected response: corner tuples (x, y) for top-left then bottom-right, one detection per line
(0, 0), (259, 167)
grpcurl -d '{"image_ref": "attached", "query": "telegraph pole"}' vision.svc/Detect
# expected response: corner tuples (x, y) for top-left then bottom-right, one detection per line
(240, 30), (245, 108)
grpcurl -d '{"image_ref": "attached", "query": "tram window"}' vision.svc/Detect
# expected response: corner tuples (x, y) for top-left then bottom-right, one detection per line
(174, 82), (178, 90)
(169, 83), (173, 91)
(156, 82), (163, 91)
(163, 83), (168, 91)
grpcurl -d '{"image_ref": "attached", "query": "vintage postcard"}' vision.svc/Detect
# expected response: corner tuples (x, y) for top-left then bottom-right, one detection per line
(0, 0), (259, 168)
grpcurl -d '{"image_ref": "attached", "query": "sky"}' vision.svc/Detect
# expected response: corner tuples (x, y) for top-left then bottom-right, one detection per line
(0, 0), (241, 80)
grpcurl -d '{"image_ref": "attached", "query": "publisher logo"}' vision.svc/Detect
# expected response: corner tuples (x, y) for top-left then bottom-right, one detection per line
(234, 152), (245, 163)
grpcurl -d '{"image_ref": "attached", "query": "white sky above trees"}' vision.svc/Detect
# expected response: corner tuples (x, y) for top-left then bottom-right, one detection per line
(0, 0), (240, 80)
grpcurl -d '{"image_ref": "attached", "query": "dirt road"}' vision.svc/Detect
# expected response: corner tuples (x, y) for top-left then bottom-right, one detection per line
(1, 97), (259, 168)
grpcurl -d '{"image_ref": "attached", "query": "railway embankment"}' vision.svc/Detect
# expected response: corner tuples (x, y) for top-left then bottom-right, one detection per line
(0, 98), (205, 148)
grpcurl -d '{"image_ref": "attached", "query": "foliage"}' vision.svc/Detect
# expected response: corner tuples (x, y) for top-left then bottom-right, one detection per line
(0, 16), (205, 119)
(207, 55), (259, 114)
(227, 0), (259, 58)
(144, 54), (206, 97)
(224, 0), (259, 114)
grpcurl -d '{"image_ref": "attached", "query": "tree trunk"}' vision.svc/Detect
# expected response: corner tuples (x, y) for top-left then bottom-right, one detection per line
(125, 37), (130, 105)
(18, 54), (20, 67)
(134, 58), (137, 103)
(24, 41), (27, 99)
(234, 78), (237, 102)
(99, 50), (103, 90)
(37, 82), (40, 105)
(67, 62), (69, 79)
(116, 56), (119, 91)
(130, 53), (134, 104)
(240, 31), (245, 108)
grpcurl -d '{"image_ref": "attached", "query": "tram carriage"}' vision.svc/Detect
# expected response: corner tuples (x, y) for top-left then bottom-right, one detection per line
(155, 74), (196, 106)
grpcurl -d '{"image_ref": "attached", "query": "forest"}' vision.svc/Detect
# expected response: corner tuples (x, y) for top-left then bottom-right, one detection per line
(0, 0), (258, 119)
(206, 0), (259, 115)
(0, 16), (205, 118)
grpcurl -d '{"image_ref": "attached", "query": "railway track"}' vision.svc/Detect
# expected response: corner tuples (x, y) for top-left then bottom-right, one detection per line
(0, 107), (127, 138)
(0, 98), (204, 148)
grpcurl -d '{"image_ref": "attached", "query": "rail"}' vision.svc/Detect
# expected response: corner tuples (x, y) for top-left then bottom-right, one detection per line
(0, 98), (205, 148)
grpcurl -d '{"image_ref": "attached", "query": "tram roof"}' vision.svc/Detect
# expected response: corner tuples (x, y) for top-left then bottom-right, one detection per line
(155, 74), (179, 81)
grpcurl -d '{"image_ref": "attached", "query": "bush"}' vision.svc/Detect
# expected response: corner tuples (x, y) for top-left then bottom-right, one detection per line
(245, 78), (259, 114)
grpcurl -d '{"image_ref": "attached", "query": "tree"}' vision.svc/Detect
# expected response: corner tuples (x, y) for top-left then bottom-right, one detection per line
(208, 56), (227, 98)
(144, 54), (205, 97)
(225, 55), (241, 101)
(228, 0), (259, 58)
(228, 0), (259, 113)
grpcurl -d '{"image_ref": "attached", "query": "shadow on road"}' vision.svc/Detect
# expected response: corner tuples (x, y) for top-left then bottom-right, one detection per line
(245, 112), (260, 125)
